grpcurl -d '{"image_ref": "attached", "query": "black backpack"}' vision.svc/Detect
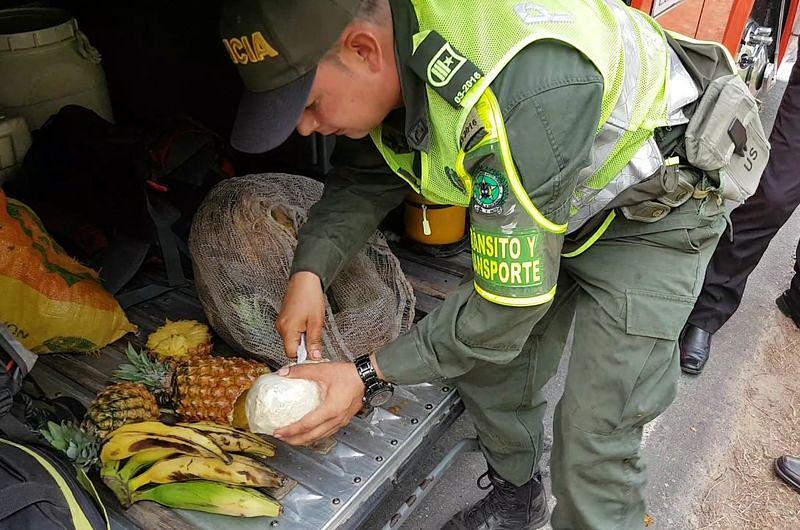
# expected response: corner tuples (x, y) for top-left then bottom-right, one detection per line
(0, 325), (109, 530)
(0, 439), (109, 530)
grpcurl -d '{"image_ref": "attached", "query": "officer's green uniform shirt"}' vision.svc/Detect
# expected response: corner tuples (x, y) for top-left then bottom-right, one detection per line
(291, 0), (604, 383)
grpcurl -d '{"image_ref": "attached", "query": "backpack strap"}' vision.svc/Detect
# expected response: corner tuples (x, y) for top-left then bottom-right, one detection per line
(0, 482), (65, 520)
(0, 372), (12, 420)
(98, 233), (151, 295)
(0, 438), (98, 530)
(0, 412), (40, 444)
(116, 284), (176, 309)
(146, 191), (186, 288)
(114, 191), (188, 308)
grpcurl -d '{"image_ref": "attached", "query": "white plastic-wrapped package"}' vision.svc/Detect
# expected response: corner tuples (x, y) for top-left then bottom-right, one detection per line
(246, 373), (323, 435)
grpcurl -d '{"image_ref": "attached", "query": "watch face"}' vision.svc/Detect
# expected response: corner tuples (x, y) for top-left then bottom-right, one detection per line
(369, 388), (393, 408)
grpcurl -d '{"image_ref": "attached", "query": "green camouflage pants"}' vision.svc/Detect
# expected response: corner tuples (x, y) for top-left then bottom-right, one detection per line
(454, 196), (726, 529)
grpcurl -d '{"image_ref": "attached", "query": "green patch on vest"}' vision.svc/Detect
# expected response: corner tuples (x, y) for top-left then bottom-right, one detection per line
(472, 168), (507, 214)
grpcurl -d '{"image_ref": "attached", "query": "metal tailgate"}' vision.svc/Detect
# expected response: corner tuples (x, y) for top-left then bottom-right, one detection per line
(155, 383), (461, 530)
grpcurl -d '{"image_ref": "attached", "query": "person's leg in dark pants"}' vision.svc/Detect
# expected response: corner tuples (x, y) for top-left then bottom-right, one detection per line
(681, 50), (800, 374)
(775, 235), (800, 327)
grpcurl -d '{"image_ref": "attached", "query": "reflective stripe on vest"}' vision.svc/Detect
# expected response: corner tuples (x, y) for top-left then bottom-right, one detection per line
(566, 1), (701, 231)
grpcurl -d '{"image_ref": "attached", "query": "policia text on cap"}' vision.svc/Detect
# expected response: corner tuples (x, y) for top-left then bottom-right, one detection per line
(219, 0), (750, 528)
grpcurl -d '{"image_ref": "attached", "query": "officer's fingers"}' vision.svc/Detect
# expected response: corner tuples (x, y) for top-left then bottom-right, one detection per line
(277, 322), (301, 358)
(316, 411), (355, 441)
(277, 363), (323, 382)
(282, 417), (342, 446)
(306, 316), (324, 360)
(317, 423), (346, 442)
(278, 277), (313, 357)
(274, 404), (335, 441)
(285, 331), (302, 359)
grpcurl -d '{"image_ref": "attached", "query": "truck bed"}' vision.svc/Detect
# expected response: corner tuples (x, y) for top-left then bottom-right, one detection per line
(32, 245), (471, 530)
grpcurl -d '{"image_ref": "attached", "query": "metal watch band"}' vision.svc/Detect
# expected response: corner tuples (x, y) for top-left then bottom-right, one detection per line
(354, 354), (392, 406)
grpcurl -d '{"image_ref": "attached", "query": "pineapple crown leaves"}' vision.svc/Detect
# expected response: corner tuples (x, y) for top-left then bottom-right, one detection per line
(113, 344), (171, 391)
(40, 421), (99, 470)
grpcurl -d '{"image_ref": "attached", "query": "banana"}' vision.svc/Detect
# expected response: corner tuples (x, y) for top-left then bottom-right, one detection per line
(177, 421), (271, 446)
(130, 480), (282, 517)
(106, 422), (231, 463)
(101, 448), (183, 507)
(178, 422), (276, 458)
(118, 448), (181, 482)
(105, 422), (231, 462)
(127, 453), (286, 492)
(100, 458), (120, 478)
(100, 432), (227, 463)
(100, 457), (131, 506)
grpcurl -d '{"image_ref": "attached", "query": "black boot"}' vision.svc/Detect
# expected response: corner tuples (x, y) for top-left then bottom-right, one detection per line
(679, 324), (712, 375)
(776, 290), (800, 329)
(442, 467), (549, 530)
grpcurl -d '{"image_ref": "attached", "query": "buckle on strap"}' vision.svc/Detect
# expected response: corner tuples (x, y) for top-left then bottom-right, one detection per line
(621, 201), (671, 223)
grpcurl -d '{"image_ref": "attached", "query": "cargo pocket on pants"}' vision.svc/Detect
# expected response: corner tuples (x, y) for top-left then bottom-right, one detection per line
(625, 289), (696, 341)
(620, 289), (696, 429)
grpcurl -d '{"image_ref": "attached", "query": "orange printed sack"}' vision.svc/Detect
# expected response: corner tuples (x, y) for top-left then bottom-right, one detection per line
(0, 189), (136, 353)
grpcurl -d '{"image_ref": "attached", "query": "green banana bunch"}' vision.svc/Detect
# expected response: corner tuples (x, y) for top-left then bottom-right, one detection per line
(99, 420), (285, 517)
(101, 448), (180, 507)
(131, 480), (282, 517)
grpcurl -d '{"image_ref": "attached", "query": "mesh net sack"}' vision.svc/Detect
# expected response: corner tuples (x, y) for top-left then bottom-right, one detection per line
(189, 173), (415, 366)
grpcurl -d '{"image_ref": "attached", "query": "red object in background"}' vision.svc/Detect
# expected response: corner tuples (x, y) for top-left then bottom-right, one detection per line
(631, 0), (799, 64)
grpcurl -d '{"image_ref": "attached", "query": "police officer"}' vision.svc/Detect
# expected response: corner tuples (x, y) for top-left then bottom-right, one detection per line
(220, 0), (733, 528)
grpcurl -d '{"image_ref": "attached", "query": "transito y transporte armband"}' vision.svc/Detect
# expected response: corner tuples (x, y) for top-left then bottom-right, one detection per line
(459, 89), (566, 307)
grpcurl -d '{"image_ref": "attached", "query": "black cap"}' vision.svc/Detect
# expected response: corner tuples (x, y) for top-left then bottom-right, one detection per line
(220, 0), (362, 153)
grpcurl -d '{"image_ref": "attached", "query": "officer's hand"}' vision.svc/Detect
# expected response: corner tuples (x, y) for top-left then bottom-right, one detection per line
(276, 271), (326, 359)
(273, 362), (365, 445)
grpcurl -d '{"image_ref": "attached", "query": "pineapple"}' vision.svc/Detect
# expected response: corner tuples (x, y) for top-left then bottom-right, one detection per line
(38, 383), (160, 469)
(81, 382), (161, 441)
(146, 320), (213, 361)
(41, 421), (100, 470)
(114, 344), (269, 425)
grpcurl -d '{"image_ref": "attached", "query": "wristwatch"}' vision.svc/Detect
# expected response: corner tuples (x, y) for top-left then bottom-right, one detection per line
(354, 354), (393, 408)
